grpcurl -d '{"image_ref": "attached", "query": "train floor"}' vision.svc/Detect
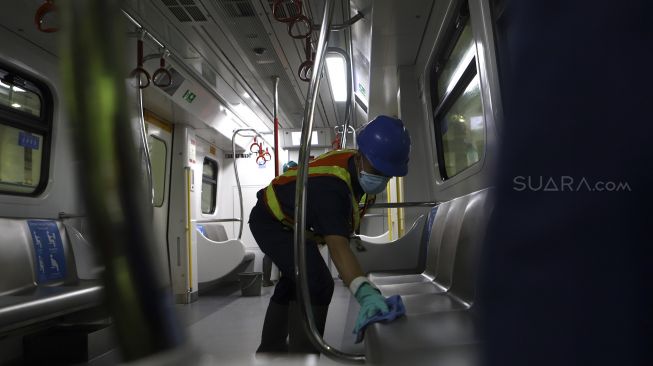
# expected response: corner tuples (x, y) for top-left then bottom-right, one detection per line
(88, 279), (363, 366)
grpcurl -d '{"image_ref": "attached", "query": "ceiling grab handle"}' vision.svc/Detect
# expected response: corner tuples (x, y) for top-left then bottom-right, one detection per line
(59, 0), (186, 361)
(129, 30), (151, 89)
(326, 47), (353, 148)
(293, 0), (365, 363)
(152, 49), (173, 88)
(232, 129), (274, 239)
(35, 0), (59, 33)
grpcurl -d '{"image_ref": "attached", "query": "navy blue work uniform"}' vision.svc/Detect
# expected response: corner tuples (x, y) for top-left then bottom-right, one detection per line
(248, 157), (364, 306)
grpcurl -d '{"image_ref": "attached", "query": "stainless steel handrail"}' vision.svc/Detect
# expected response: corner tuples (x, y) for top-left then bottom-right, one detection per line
(232, 128), (271, 239)
(293, 0), (365, 363)
(344, 16), (356, 148)
(312, 11), (364, 31)
(326, 47), (352, 148)
(363, 201), (439, 209)
(136, 86), (155, 206)
(192, 218), (242, 223)
(60, 0), (184, 361)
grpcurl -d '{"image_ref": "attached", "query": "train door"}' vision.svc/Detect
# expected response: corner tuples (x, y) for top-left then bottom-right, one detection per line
(144, 111), (173, 286)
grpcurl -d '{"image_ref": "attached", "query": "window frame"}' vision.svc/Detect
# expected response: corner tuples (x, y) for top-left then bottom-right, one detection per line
(430, 5), (484, 181)
(0, 62), (53, 196)
(201, 157), (218, 214)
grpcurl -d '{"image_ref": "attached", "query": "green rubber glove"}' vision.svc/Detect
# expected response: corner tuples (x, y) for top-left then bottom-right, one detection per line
(353, 282), (389, 334)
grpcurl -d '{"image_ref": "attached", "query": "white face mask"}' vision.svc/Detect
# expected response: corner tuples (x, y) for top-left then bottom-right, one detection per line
(358, 170), (390, 194)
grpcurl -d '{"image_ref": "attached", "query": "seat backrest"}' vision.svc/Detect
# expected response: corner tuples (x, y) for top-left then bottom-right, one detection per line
(449, 188), (493, 304)
(203, 223), (229, 242)
(415, 205), (441, 273)
(432, 194), (471, 289)
(0, 219), (79, 296)
(422, 201), (451, 277)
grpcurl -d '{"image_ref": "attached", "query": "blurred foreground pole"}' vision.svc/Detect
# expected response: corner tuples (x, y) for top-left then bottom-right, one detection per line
(59, 0), (185, 361)
(478, 1), (653, 366)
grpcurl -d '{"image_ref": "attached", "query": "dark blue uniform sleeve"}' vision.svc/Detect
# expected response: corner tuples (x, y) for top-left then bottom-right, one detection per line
(306, 177), (352, 238)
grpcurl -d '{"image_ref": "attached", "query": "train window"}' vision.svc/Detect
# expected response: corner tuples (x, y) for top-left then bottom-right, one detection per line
(0, 65), (51, 195)
(431, 15), (485, 180)
(147, 135), (167, 207)
(0, 125), (44, 193)
(201, 158), (218, 214)
(0, 71), (42, 117)
(439, 75), (483, 177)
(436, 23), (474, 102)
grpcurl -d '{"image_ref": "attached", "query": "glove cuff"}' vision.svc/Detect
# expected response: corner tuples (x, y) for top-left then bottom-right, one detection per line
(349, 276), (378, 296)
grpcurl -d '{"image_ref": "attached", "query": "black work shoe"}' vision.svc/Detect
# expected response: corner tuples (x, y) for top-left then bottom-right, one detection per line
(256, 300), (289, 353)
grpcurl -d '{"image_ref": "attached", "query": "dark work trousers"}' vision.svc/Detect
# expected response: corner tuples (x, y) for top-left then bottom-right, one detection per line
(249, 203), (334, 306)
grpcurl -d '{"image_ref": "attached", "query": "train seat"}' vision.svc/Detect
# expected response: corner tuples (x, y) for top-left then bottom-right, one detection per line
(0, 219), (103, 335)
(365, 205), (440, 285)
(196, 223), (255, 284)
(352, 214), (428, 275)
(364, 188), (492, 364)
(373, 194), (471, 296)
(366, 203), (446, 286)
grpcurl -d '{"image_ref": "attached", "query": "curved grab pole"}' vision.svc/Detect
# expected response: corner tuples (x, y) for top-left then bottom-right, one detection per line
(312, 11), (364, 31)
(326, 47), (353, 148)
(136, 82), (155, 206)
(232, 129), (274, 239)
(293, 0), (365, 363)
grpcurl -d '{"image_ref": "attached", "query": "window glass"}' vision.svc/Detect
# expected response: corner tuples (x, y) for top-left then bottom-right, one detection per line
(147, 135), (167, 207)
(0, 71), (42, 117)
(201, 158), (218, 214)
(0, 124), (43, 193)
(439, 75), (484, 178)
(436, 23), (475, 101)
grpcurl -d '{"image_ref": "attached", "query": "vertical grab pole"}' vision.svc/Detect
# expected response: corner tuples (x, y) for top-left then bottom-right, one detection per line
(345, 18), (357, 146)
(326, 47), (353, 149)
(232, 130), (246, 240)
(293, 0), (365, 362)
(273, 76), (280, 177)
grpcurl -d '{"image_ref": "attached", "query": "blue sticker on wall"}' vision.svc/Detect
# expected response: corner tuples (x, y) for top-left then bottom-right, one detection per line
(27, 220), (67, 283)
(196, 224), (207, 237)
(18, 131), (40, 150)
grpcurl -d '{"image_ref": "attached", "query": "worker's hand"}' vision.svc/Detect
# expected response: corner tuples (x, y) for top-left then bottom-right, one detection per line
(353, 282), (389, 334)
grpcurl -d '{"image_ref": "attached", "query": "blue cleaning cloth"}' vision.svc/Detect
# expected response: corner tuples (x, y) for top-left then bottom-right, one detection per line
(354, 295), (406, 343)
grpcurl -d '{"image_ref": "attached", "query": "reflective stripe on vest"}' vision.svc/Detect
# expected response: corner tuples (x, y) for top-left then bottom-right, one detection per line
(263, 149), (370, 233)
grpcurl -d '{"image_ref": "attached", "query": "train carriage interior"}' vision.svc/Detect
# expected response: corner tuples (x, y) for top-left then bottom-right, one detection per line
(0, 0), (651, 365)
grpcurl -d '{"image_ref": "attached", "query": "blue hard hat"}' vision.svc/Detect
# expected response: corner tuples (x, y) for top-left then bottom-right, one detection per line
(357, 116), (411, 177)
(283, 161), (298, 173)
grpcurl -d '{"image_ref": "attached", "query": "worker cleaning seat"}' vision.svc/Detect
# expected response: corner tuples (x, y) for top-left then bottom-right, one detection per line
(363, 188), (493, 364)
(0, 219), (104, 335)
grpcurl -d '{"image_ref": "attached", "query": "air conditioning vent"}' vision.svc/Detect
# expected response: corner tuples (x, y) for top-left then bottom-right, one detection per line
(217, 0), (256, 18)
(185, 6), (207, 21)
(161, 0), (208, 22)
(169, 6), (192, 21)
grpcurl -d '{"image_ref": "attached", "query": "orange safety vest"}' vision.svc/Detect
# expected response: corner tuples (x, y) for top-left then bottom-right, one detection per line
(262, 149), (374, 236)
